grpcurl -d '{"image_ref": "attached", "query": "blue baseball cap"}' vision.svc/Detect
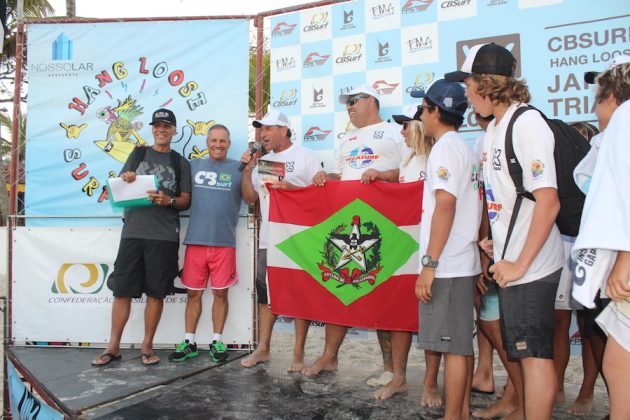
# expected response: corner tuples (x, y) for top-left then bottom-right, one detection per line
(411, 79), (468, 117)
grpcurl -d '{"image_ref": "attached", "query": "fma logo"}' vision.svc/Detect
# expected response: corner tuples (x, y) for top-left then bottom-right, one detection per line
(275, 56), (297, 72)
(336, 44), (363, 63)
(408, 36), (433, 53)
(454, 34), (522, 78)
(304, 126), (332, 142)
(52, 33), (73, 60)
(273, 89), (298, 108)
(304, 12), (329, 32)
(271, 22), (297, 37)
(406, 72), (435, 94)
(402, 0), (433, 13)
(373, 80), (399, 95)
(52, 263), (110, 294)
(304, 52), (330, 68)
(371, 2), (395, 19)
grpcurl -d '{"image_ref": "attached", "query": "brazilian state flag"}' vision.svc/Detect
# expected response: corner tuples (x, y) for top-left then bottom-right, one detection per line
(267, 180), (423, 332)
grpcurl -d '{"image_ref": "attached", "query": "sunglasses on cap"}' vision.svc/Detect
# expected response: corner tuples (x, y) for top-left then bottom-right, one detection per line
(346, 94), (371, 106)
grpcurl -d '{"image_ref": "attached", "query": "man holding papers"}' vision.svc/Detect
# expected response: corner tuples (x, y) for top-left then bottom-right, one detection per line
(92, 108), (191, 367)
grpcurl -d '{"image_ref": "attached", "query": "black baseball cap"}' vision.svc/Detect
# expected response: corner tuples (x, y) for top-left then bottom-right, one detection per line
(444, 43), (516, 82)
(149, 108), (177, 126)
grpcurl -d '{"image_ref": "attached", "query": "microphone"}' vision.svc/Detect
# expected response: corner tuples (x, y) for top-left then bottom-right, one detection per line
(238, 142), (261, 172)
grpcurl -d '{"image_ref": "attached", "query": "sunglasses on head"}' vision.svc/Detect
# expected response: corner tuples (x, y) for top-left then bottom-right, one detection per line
(346, 94), (370, 106)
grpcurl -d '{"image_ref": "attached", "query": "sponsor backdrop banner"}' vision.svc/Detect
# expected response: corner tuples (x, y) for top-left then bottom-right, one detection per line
(267, 181), (423, 331)
(25, 20), (249, 225)
(11, 224), (254, 345)
(268, 0), (629, 169)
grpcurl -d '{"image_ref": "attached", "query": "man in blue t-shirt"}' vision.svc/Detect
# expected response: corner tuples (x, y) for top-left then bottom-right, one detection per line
(169, 124), (244, 363)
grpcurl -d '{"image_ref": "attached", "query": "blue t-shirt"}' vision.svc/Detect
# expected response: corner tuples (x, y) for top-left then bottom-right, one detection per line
(184, 157), (243, 247)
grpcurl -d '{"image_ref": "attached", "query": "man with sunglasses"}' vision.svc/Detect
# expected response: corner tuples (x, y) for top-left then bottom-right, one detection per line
(307, 85), (404, 383)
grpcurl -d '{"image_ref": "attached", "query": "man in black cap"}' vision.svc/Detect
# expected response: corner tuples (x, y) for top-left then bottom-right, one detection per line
(92, 108), (192, 367)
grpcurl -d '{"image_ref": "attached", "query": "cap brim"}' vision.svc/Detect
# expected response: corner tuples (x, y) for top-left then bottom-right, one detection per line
(252, 121), (262, 128)
(584, 71), (598, 84)
(392, 115), (412, 125)
(149, 120), (175, 126)
(444, 70), (470, 83)
(410, 90), (426, 99)
(338, 94), (350, 105)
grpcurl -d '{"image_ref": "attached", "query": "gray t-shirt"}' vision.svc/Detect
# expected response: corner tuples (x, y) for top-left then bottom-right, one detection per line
(184, 158), (243, 247)
(121, 148), (192, 242)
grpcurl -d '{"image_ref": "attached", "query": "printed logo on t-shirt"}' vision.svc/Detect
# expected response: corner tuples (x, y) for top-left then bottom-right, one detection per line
(373, 130), (384, 139)
(492, 148), (502, 171)
(194, 170), (233, 190)
(531, 159), (544, 178)
(285, 161), (295, 172)
(485, 183), (502, 224)
(347, 145), (378, 169)
(436, 166), (450, 181)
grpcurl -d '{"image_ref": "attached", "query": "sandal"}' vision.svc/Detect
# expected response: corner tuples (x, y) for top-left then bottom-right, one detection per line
(91, 352), (122, 366)
(141, 352), (160, 365)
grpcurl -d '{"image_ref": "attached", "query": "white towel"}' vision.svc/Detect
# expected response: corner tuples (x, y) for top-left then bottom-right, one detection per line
(572, 100), (630, 308)
(573, 132), (603, 194)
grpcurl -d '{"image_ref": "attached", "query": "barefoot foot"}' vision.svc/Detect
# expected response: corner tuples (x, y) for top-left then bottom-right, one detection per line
(287, 355), (305, 372)
(240, 349), (270, 368)
(566, 396), (594, 416)
(374, 380), (408, 400)
(366, 371), (394, 387)
(302, 355), (338, 377)
(472, 400), (517, 419)
(421, 386), (443, 409)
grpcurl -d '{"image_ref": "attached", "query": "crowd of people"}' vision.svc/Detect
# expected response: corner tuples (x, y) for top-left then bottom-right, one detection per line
(90, 45), (630, 420)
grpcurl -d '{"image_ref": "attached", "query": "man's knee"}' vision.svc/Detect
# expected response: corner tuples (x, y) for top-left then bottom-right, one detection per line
(212, 288), (229, 302)
(187, 289), (204, 302)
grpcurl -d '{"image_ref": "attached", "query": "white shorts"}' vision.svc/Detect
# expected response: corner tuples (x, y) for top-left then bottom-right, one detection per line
(597, 299), (630, 352)
(556, 236), (583, 310)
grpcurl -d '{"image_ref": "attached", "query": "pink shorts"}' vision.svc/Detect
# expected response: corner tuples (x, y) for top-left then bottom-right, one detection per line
(181, 245), (238, 290)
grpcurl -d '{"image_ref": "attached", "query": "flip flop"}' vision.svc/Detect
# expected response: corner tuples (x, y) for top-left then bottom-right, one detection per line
(141, 352), (160, 366)
(91, 352), (122, 366)
(471, 386), (495, 395)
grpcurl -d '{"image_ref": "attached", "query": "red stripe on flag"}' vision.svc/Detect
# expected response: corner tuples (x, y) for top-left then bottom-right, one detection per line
(268, 267), (419, 332)
(268, 180), (423, 226)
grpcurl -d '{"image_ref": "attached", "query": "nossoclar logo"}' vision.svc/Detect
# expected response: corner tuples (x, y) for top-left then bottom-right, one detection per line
(455, 33), (522, 78)
(406, 72), (434, 94)
(271, 22), (297, 37)
(336, 44), (363, 63)
(373, 80), (399, 95)
(273, 89), (298, 107)
(52, 263), (110, 294)
(304, 126), (332, 142)
(303, 52), (330, 68)
(52, 33), (73, 60)
(402, 0), (433, 13)
(304, 12), (329, 32)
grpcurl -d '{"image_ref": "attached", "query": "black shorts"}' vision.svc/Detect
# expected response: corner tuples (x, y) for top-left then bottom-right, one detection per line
(113, 238), (179, 299)
(498, 269), (560, 360)
(255, 249), (268, 305)
(580, 294), (611, 340)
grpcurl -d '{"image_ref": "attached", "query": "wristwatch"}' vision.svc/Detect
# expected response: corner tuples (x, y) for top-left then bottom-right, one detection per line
(421, 254), (439, 269)
(169, 197), (176, 208)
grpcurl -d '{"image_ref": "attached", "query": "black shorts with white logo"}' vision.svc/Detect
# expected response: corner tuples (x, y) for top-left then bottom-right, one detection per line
(112, 238), (179, 299)
(498, 269), (561, 359)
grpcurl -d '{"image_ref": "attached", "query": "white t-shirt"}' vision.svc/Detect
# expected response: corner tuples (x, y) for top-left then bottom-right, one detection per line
(333, 121), (403, 179)
(482, 103), (563, 286)
(420, 131), (482, 277)
(399, 147), (428, 183)
(252, 144), (321, 249)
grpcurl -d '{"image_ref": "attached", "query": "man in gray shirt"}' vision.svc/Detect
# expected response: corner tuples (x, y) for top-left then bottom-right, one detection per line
(169, 124), (243, 363)
(92, 108), (192, 366)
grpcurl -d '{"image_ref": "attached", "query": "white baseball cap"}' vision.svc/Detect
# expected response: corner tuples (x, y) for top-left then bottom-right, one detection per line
(338, 84), (381, 105)
(584, 53), (630, 84)
(252, 109), (291, 128)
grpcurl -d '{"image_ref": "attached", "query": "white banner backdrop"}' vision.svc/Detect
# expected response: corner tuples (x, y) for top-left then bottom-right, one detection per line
(11, 222), (254, 346)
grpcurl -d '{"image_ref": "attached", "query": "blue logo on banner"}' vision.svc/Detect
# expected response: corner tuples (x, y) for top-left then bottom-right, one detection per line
(52, 33), (73, 60)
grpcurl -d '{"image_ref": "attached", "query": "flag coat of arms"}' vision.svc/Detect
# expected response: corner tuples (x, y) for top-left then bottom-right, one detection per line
(267, 180), (423, 332)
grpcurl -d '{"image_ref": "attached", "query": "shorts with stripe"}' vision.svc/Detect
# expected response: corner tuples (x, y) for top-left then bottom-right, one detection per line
(255, 249), (269, 304)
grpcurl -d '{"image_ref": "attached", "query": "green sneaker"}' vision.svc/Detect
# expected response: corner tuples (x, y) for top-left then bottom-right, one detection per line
(169, 339), (198, 362)
(209, 340), (228, 362)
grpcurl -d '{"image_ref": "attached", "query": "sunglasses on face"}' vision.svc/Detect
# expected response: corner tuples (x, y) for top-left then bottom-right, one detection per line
(346, 95), (370, 106)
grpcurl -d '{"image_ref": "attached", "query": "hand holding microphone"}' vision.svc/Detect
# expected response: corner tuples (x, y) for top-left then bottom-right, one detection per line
(239, 142), (261, 172)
